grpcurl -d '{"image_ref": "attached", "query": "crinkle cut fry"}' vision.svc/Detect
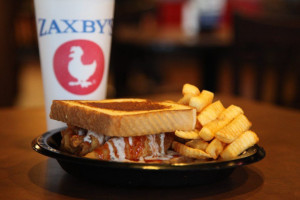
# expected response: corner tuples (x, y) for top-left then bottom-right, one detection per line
(185, 139), (209, 151)
(182, 83), (201, 96)
(175, 130), (201, 139)
(197, 100), (225, 126)
(199, 105), (244, 141)
(205, 138), (224, 159)
(220, 130), (259, 159)
(172, 141), (212, 159)
(215, 114), (252, 143)
(189, 90), (214, 112)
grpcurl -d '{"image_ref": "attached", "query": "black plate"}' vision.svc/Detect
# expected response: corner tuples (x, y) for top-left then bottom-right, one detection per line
(32, 128), (265, 186)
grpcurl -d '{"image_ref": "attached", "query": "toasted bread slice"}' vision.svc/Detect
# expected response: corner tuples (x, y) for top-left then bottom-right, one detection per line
(50, 98), (196, 137)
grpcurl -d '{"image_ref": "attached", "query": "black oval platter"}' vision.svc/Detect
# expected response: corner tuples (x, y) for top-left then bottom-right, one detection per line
(32, 128), (265, 186)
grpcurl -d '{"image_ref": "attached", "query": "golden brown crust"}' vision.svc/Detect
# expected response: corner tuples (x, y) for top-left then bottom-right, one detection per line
(50, 99), (196, 137)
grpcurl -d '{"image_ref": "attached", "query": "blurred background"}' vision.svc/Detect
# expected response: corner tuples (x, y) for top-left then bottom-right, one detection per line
(1, 0), (299, 109)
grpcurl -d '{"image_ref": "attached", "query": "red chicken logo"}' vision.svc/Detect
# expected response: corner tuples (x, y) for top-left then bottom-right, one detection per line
(53, 40), (104, 95)
(68, 46), (97, 88)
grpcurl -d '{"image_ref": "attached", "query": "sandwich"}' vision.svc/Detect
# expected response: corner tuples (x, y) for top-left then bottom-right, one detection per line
(50, 98), (197, 162)
(49, 84), (260, 162)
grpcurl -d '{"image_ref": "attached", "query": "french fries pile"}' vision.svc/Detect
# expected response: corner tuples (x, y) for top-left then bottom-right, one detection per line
(173, 84), (259, 160)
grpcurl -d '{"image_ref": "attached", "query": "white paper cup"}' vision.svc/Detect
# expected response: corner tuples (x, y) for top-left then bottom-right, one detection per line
(34, 0), (115, 130)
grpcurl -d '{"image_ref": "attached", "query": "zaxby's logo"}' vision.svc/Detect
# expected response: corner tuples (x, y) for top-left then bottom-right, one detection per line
(53, 40), (104, 95)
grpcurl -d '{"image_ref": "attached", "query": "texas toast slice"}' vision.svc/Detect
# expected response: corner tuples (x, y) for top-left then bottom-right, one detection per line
(50, 98), (197, 137)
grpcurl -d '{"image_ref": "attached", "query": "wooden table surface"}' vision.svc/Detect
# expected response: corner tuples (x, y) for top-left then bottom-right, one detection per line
(0, 94), (299, 199)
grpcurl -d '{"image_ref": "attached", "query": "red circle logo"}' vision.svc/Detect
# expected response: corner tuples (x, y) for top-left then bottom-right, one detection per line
(53, 39), (104, 95)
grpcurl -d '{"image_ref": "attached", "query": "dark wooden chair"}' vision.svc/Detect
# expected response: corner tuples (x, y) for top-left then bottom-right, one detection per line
(0, 0), (19, 107)
(231, 12), (300, 109)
